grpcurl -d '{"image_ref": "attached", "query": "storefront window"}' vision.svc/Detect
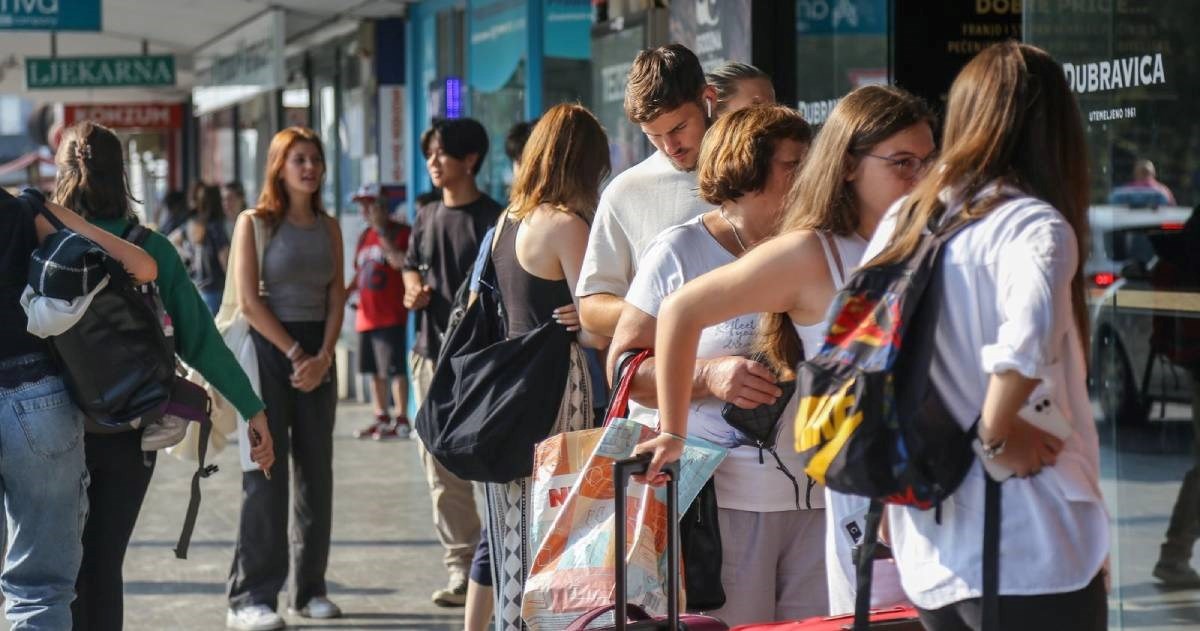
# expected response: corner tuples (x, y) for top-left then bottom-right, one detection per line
(591, 19), (651, 178)
(469, 0), (527, 201)
(794, 0), (888, 123)
(198, 108), (235, 187)
(1027, 1), (1200, 627)
(237, 93), (275, 202)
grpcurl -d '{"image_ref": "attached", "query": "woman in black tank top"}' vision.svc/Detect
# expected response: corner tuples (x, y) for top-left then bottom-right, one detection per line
(479, 104), (611, 631)
(490, 215), (576, 337)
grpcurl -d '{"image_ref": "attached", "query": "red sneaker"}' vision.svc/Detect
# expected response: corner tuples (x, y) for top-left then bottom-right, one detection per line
(355, 414), (389, 439)
(374, 417), (412, 441)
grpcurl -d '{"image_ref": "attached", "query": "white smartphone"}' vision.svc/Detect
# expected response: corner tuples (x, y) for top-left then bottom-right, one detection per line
(974, 394), (1073, 481)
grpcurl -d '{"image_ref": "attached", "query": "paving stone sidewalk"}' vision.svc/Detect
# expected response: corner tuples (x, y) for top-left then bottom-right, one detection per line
(60, 402), (463, 631)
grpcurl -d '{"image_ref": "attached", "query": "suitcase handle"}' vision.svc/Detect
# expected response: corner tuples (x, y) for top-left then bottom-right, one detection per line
(613, 454), (680, 631)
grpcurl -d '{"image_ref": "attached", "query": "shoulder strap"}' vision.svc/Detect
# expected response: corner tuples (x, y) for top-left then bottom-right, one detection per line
(981, 476), (1002, 631)
(21, 188), (66, 232)
(123, 223), (152, 246)
(815, 231), (847, 285)
(250, 214), (269, 297)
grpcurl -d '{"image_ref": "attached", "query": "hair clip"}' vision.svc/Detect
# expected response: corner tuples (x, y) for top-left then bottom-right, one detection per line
(76, 143), (93, 162)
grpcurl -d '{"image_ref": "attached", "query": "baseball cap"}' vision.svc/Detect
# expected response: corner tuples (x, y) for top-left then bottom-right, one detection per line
(351, 183), (382, 203)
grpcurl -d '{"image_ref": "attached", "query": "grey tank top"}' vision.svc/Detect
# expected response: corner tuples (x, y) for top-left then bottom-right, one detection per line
(262, 217), (335, 322)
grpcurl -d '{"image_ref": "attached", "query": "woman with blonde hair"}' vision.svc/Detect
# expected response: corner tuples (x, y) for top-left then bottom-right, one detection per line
(226, 127), (345, 631)
(610, 104), (814, 624)
(482, 103), (610, 630)
(630, 85), (935, 618)
(860, 41), (1106, 630)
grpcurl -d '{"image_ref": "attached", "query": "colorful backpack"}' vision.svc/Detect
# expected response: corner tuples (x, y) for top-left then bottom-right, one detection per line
(793, 212), (981, 510)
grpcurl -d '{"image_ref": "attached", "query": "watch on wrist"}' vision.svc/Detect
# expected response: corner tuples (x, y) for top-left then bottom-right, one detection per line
(979, 436), (1007, 460)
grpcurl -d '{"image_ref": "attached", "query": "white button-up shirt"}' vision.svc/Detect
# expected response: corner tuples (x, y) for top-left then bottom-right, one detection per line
(860, 190), (1109, 610)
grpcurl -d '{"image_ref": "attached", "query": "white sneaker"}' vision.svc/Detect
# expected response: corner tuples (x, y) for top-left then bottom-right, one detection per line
(289, 596), (342, 619)
(226, 605), (285, 631)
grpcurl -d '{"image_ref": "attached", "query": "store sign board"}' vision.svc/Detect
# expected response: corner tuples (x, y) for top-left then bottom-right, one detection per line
(26, 56), (175, 89)
(0, 0), (101, 31)
(63, 103), (184, 129)
(669, 0), (751, 73)
(192, 9), (285, 115)
(378, 85), (406, 185)
(796, 0), (887, 36)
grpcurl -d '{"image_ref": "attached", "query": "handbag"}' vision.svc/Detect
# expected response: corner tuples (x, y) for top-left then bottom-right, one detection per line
(414, 224), (576, 483)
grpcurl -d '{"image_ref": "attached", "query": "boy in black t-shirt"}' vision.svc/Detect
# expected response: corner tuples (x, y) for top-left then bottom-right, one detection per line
(402, 118), (501, 607)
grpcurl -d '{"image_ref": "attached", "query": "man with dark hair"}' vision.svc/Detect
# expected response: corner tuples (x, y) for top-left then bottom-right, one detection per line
(577, 43), (716, 338)
(402, 117), (501, 608)
(504, 119), (537, 167)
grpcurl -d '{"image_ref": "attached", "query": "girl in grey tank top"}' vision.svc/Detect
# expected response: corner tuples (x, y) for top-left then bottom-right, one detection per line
(261, 218), (335, 322)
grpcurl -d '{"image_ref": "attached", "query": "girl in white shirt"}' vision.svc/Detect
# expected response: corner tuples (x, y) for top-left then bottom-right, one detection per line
(859, 41), (1107, 631)
(630, 85), (934, 619)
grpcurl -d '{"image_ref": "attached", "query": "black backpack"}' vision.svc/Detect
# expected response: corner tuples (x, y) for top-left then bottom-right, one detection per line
(23, 189), (217, 559)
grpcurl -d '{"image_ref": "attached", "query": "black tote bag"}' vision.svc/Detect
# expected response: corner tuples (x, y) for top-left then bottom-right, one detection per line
(414, 227), (573, 483)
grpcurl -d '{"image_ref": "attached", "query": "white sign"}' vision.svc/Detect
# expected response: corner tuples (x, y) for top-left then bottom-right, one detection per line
(192, 9), (285, 115)
(1063, 53), (1166, 95)
(378, 85), (406, 185)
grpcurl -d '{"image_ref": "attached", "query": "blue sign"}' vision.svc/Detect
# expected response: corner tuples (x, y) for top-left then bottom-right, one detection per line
(469, 0), (525, 93)
(0, 0), (102, 31)
(795, 0), (886, 36)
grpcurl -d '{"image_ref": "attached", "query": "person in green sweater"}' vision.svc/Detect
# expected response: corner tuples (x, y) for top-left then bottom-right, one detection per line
(51, 121), (276, 631)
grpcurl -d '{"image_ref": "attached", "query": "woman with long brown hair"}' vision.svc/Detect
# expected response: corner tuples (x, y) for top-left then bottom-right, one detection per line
(49, 121), (274, 631)
(226, 127), (346, 631)
(858, 41), (1106, 630)
(629, 85), (934, 618)
(482, 103), (610, 630)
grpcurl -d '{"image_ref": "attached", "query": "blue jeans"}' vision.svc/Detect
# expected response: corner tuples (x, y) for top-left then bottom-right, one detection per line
(0, 355), (88, 630)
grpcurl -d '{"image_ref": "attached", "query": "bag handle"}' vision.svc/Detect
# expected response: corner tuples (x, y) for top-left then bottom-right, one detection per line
(250, 214), (269, 297)
(602, 349), (653, 426)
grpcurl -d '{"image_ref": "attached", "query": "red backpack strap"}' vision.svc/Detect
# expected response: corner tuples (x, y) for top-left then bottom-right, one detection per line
(603, 349), (653, 426)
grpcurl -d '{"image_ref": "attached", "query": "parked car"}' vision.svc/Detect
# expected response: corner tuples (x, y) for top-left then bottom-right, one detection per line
(1088, 204), (1197, 426)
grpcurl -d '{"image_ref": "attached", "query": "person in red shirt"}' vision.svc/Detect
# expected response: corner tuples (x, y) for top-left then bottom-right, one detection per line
(347, 184), (412, 439)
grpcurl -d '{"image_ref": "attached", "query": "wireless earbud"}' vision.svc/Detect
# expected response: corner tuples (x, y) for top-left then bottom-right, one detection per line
(706, 98), (712, 118)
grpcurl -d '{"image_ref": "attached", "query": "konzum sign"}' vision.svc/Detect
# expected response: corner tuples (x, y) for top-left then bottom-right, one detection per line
(63, 103), (184, 129)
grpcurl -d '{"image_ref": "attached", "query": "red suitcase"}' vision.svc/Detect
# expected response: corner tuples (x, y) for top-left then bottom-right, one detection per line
(565, 455), (728, 631)
(730, 606), (923, 630)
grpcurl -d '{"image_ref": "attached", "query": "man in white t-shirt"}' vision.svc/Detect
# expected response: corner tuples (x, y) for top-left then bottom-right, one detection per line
(576, 43), (715, 338)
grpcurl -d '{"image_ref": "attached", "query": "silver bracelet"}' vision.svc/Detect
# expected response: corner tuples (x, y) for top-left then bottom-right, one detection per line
(661, 431), (687, 443)
(285, 341), (301, 360)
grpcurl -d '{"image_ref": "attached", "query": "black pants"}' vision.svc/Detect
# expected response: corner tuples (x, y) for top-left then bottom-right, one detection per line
(917, 572), (1107, 631)
(228, 321), (336, 611)
(72, 430), (156, 631)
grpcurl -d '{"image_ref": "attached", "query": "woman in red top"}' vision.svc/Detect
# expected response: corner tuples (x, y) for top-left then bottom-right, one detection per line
(347, 184), (412, 439)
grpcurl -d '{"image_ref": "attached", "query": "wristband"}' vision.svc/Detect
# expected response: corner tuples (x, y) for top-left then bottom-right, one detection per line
(661, 431), (687, 443)
(285, 341), (302, 360)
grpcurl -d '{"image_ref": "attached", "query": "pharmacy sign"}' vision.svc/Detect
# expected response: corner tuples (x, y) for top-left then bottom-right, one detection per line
(26, 55), (176, 89)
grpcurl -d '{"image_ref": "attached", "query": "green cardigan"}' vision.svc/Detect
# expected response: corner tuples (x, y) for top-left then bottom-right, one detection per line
(93, 218), (266, 420)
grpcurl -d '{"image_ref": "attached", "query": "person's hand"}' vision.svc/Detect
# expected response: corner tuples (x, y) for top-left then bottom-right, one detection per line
(552, 303), (581, 332)
(701, 356), (782, 408)
(247, 412), (275, 474)
(631, 433), (685, 486)
(291, 352), (331, 392)
(979, 415), (1065, 478)
(404, 284), (433, 310)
